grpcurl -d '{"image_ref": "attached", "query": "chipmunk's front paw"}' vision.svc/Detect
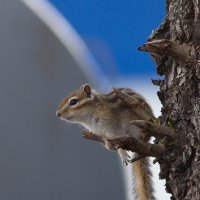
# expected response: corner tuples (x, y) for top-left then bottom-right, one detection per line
(117, 148), (130, 166)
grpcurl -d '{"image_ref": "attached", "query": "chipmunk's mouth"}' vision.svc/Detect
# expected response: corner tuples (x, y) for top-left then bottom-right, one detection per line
(56, 111), (74, 121)
(61, 115), (74, 122)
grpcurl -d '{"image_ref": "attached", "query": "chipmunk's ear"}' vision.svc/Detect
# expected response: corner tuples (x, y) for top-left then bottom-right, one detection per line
(82, 84), (91, 97)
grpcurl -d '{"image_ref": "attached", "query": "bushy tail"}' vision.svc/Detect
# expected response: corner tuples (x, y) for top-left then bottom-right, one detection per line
(131, 155), (155, 200)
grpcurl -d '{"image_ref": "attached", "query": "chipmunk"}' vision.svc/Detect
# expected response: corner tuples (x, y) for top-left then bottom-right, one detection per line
(56, 84), (155, 200)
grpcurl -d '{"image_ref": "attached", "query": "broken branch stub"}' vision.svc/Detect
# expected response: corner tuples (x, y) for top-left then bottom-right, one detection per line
(131, 120), (175, 139)
(139, 39), (192, 62)
(81, 130), (165, 157)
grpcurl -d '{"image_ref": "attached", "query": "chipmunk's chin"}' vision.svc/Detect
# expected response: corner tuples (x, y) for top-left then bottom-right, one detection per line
(61, 115), (74, 122)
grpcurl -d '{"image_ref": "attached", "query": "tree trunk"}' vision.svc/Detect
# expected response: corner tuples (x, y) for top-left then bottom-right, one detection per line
(144, 0), (200, 199)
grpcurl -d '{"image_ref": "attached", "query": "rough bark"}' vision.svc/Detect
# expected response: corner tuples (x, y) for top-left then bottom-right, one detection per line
(142, 0), (200, 199)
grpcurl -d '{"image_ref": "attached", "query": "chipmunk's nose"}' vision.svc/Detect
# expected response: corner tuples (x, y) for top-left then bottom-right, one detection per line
(56, 111), (61, 117)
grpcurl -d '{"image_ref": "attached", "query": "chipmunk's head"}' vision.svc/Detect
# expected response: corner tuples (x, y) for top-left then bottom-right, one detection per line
(56, 84), (97, 124)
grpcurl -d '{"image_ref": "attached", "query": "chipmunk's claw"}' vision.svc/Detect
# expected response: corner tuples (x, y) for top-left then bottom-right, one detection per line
(117, 148), (130, 166)
(153, 158), (158, 164)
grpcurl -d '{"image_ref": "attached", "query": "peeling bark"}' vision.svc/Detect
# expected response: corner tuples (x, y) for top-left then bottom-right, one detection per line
(143, 0), (200, 199)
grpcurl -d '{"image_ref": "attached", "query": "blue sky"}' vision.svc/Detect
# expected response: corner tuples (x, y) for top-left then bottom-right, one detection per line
(48, 0), (165, 79)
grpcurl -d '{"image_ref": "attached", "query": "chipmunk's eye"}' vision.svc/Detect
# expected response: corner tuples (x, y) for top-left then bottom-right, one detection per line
(69, 98), (78, 106)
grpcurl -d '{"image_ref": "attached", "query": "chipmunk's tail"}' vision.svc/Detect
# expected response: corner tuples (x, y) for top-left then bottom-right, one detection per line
(131, 154), (155, 200)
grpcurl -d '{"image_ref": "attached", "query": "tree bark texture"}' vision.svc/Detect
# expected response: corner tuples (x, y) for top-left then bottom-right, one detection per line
(147, 0), (200, 199)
